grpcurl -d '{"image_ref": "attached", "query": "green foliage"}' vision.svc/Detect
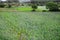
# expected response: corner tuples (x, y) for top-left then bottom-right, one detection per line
(0, 12), (60, 40)
(0, 3), (12, 8)
(7, 5), (12, 8)
(31, 4), (38, 11)
(58, 4), (60, 7)
(46, 2), (60, 11)
(42, 10), (48, 12)
(0, 3), (6, 8)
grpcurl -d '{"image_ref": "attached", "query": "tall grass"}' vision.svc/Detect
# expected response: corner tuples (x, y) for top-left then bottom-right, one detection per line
(0, 12), (60, 40)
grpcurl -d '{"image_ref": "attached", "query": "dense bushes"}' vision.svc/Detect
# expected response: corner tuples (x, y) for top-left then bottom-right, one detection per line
(7, 5), (11, 8)
(31, 4), (38, 11)
(0, 3), (12, 8)
(0, 3), (6, 8)
(58, 4), (60, 8)
(46, 2), (60, 11)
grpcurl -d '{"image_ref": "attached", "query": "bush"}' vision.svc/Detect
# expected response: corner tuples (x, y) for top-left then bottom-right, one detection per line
(0, 4), (5, 8)
(8, 4), (12, 8)
(42, 10), (48, 12)
(58, 4), (60, 8)
(31, 4), (38, 11)
(46, 2), (60, 11)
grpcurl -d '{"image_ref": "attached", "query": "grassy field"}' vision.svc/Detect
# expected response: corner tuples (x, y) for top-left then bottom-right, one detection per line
(16, 6), (48, 12)
(0, 12), (60, 40)
(0, 6), (48, 12)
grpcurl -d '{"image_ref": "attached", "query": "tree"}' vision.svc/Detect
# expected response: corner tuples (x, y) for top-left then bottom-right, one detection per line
(0, 2), (6, 8)
(46, 2), (60, 11)
(31, 3), (38, 11)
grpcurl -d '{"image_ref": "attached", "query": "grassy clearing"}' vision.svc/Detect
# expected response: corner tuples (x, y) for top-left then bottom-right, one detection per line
(16, 6), (48, 12)
(0, 12), (60, 40)
(16, 6), (32, 12)
(0, 6), (48, 12)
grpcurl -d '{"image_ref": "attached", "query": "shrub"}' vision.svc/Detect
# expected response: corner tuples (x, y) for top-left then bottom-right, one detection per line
(46, 2), (60, 11)
(7, 5), (12, 8)
(42, 10), (48, 12)
(0, 3), (5, 8)
(31, 4), (38, 11)
(58, 4), (60, 8)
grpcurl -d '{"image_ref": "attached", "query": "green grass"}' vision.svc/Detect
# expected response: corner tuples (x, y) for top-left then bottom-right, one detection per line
(0, 6), (48, 12)
(16, 6), (32, 12)
(0, 12), (60, 40)
(15, 6), (48, 12)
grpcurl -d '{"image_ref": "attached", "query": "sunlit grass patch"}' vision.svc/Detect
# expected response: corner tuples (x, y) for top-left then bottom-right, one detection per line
(15, 6), (48, 12)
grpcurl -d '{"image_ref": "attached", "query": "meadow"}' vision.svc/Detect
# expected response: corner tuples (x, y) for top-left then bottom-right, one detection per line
(0, 12), (60, 40)
(0, 6), (48, 12)
(16, 6), (48, 12)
